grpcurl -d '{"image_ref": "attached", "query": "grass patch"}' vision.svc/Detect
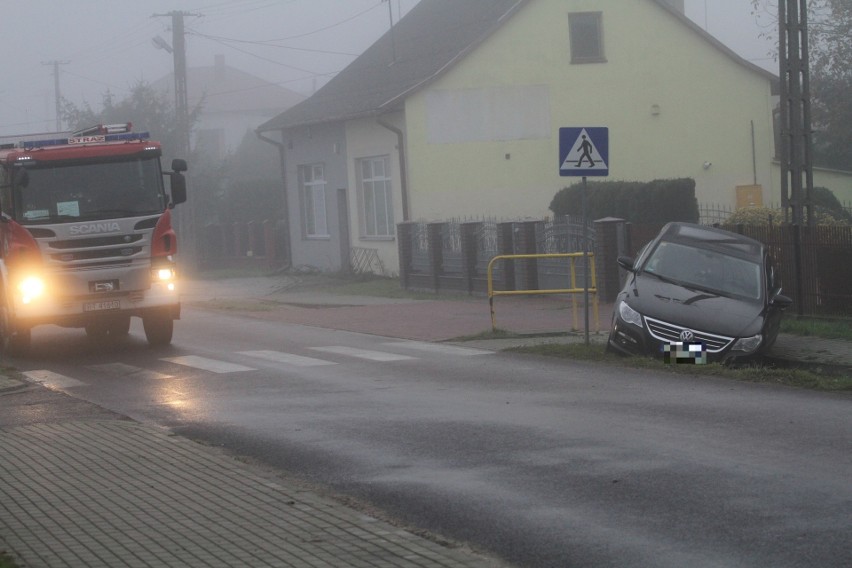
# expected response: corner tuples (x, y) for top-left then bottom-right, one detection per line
(508, 342), (852, 391)
(194, 266), (282, 280)
(0, 551), (19, 568)
(780, 316), (852, 340)
(447, 328), (531, 342)
(192, 298), (281, 312)
(281, 273), (467, 301)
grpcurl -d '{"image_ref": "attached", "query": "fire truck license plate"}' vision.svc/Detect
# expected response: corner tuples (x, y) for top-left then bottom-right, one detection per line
(84, 300), (121, 312)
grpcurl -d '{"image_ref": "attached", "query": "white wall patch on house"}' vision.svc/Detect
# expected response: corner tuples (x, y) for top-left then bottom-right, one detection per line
(425, 85), (551, 144)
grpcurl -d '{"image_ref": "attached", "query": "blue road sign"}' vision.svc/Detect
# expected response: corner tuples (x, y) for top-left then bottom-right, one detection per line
(559, 127), (609, 177)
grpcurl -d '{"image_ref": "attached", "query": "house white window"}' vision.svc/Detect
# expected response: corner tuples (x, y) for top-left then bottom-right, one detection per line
(299, 164), (328, 238)
(358, 156), (394, 238)
(569, 12), (605, 63)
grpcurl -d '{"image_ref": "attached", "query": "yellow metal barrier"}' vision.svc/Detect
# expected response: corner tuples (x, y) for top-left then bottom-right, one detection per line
(486, 253), (598, 333)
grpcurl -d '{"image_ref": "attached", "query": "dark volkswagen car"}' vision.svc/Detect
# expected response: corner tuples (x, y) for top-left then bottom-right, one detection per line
(607, 222), (793, 363)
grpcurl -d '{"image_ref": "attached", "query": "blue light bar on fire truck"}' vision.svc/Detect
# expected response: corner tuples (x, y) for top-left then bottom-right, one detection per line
(21, 124), (150, 150)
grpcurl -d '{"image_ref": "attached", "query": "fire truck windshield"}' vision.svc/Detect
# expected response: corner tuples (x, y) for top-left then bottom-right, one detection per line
(14, 156), (165, 224)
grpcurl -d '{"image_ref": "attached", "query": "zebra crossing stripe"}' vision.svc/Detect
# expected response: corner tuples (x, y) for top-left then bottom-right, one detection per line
(310, 346), (416, 362)
(87, 363), (173, 380)
(23, 370), (85, 389)
(382, 342), (492, 356)
(238, 351), (337, 367)
(161, 356), (256, 374)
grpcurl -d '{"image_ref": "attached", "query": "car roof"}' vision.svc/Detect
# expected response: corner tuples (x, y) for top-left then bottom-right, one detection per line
(659, 222), (764, 260)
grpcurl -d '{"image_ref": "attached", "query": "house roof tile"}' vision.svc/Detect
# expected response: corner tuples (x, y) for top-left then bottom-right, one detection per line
(257, 0), (776, 133)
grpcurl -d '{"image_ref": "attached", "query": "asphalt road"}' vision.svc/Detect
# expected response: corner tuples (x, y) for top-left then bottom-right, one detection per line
(6, 306), (852, 568)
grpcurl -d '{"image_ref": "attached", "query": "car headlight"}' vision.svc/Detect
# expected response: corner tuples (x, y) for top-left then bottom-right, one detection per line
(618, 301), (643, 328)
(18, 276), (46, 304)
(731, 334), (762, 352)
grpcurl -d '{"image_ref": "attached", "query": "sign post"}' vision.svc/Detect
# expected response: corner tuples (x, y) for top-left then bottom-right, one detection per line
(559, 127), (609, 345)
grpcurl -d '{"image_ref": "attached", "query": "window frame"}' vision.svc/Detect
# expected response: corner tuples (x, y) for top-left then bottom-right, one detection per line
(298, 163), (329, 239)
(357, 156), (395, 240)
(568, 11), (606, 64)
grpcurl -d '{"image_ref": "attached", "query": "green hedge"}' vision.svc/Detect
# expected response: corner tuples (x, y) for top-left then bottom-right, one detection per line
(549, 178), (699, 223)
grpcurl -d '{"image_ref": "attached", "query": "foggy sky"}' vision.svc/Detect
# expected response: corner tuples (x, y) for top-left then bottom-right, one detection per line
(0, 0), (776, 137)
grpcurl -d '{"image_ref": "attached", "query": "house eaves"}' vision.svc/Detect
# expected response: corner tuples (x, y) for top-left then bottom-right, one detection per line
(258, 0), (778, 133)
(651, 0), (778, 85)
(257, 0), (527, 133)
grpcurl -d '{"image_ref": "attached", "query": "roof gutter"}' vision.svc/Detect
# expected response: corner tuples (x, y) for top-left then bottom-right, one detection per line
(256, 130), (292, 268)
(376, 117), (410, 222)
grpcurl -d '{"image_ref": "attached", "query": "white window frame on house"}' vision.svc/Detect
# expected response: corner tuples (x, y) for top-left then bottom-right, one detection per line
(569, 12), (606, 64)
(299, 163), (329, 239)
(357, 156), (394, 239)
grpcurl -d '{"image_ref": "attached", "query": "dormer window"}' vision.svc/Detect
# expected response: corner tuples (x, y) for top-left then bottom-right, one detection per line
(569, 12), (606, 64)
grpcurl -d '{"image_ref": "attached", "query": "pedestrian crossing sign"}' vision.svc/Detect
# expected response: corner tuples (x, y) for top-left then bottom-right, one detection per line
(559, 127), (609, 177)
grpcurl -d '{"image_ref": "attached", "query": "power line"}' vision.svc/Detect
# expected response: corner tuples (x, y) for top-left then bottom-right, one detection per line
(42, 60), (70, 132)
(188, 30), (361, 57)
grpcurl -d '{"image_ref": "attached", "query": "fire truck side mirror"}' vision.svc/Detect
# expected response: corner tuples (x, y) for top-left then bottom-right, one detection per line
(171, 158), (188, 173)
(169, 173), (187, 206)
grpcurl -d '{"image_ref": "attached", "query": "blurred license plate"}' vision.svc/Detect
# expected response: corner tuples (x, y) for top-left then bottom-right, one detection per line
(84, 300), (121, 312)
(663, 341), (707, 364)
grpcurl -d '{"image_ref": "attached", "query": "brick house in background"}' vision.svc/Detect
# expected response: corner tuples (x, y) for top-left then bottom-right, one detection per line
(154, 54), (305, 159)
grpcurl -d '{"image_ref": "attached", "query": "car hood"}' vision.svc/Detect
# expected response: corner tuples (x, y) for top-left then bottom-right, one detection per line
(625, 275), (765, 338)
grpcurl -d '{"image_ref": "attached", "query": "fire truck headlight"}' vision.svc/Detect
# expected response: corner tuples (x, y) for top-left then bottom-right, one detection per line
(153, 268), (177, 291)
(18, 276), (46, 304)
(156, 268), (174, 281)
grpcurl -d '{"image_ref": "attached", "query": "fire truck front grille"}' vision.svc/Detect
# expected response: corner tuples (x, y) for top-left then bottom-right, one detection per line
(49, 234), (143, 249)
(50, 247), (143, 263)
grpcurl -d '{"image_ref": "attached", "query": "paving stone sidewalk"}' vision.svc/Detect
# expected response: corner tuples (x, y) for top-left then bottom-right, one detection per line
(0, 377), (505, 568)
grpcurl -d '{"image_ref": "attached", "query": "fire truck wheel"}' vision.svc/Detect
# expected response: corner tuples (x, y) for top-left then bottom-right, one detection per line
(143, 313), (173, 347)
(9, 328), (31, 356)
(0, 306), (31, 357)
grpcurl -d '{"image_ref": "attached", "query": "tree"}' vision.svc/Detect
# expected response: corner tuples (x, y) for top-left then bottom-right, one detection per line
(751, 0), (852, 170)
(61, 81), (202, 162)
(193, 129), (284, 226)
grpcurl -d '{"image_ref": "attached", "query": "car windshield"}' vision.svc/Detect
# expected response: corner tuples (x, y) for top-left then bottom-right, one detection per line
(14, 157), (165, 224)
(642, 240), (762, 300)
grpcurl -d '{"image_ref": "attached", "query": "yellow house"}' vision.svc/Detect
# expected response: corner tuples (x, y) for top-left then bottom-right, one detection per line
(259, 0), (790, 274)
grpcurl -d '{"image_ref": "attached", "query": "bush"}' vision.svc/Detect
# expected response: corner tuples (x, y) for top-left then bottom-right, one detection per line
(726, 186), (851, 227)
(549, 178), (698, 223)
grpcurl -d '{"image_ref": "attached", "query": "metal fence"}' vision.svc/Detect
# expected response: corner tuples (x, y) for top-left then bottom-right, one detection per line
(399, 209), (852, 316)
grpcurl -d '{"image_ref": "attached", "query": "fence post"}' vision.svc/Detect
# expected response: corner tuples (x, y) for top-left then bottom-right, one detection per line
(427, 222), (444, 293)
(263, 220), (276, 268)
(460, 222), (480, 294)
(248, 221), (260, 257)
(397, 222), (414, 290)
(232, 222), (242, 257)
(496, 222), (515, 291)
(594, 217), (628, 302)
(515, 221), (539, 290)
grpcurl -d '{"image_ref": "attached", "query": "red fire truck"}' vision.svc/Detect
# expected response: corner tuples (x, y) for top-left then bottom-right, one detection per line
(0, 123), (187, 355)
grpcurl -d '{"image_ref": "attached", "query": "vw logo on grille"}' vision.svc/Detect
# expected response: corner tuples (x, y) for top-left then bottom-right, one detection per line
(680, 330), (695, 342)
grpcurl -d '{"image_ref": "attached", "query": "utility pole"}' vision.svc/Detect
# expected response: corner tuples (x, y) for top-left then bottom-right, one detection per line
(778, 0), (814, 316)
(42, 60), (70, 132)
(153, 11), (198, 157)
(153, 10), (199, 269)
(383, 0), (397, 63)
(778, 0), (814, 226)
